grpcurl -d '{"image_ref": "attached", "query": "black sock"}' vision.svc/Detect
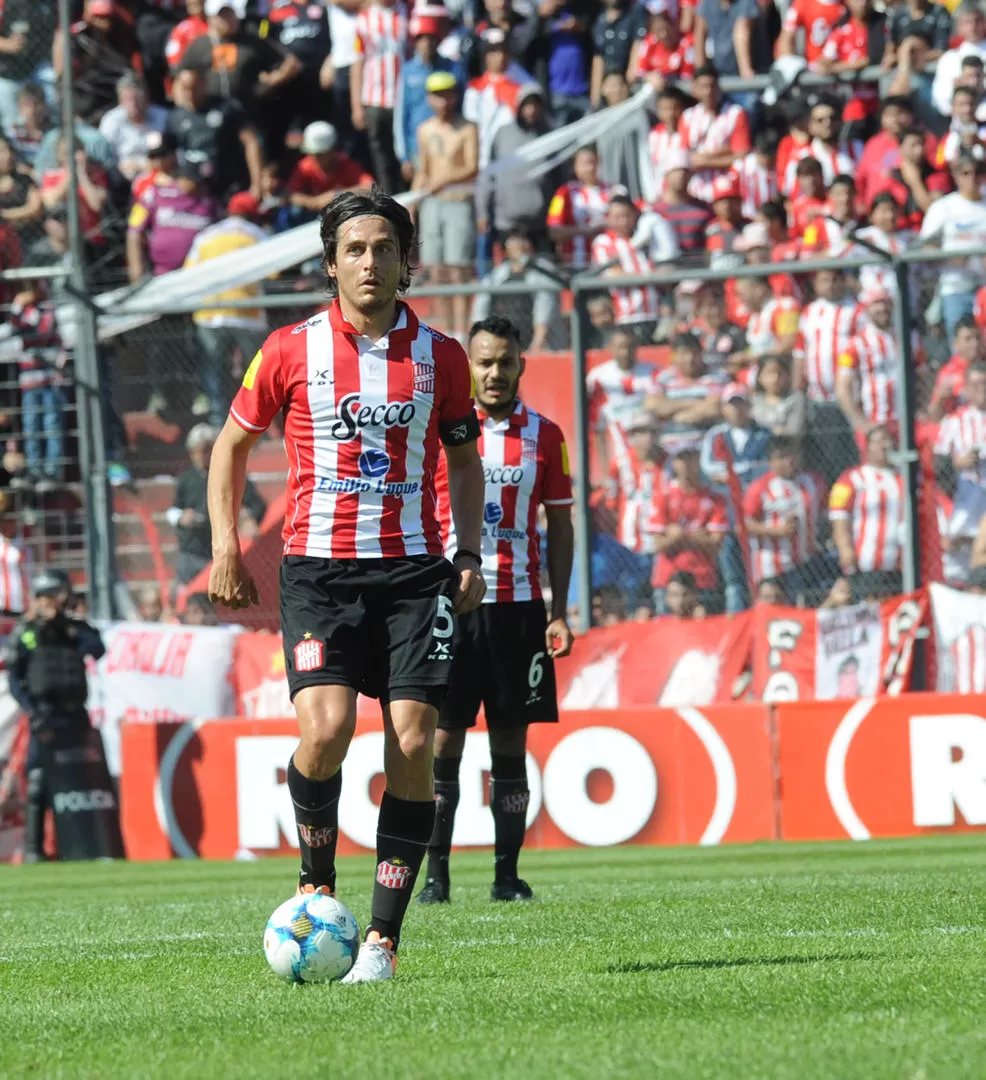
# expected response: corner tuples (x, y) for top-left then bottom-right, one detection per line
(288, 757), (341, 890)
(425, 755), (461, 880)
(369, 792), (435, 949)
(490, 754), (529, 882)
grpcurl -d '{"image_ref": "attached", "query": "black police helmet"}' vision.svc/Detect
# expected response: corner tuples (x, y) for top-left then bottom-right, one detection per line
(32, 568), (71, 598)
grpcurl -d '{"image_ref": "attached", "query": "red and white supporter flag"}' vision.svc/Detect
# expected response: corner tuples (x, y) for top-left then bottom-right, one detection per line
(931, 583), (986, 693)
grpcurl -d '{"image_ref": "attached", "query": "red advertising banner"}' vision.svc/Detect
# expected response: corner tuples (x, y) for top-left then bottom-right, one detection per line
(774, 693), (986, 841)
(232, 614), (755, 718)
(119, 705), (775, 860)
(750, 593), (926, 702)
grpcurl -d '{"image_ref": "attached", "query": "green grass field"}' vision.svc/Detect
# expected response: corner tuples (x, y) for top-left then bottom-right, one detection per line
(3, 838), (986, 1079)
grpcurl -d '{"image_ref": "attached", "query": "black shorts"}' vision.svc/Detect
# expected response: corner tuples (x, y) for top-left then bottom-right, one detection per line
(439, 600), (559, 730)
(280, 554), (458, 704)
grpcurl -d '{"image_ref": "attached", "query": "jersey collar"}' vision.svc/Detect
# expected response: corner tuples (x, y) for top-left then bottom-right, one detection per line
(328, 299), (419, 343)
(477, 398), (527, 427)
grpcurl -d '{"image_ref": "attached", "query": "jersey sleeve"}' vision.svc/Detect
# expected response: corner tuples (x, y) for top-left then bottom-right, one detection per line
(934, 415), (957, 457)
(729, 108), (752, 154)
(435, 336), (480, 446)
(828, 473), (856, 520)
(742, 477), (764, 520)
(546, 185), (573, 228)
(127, 190), (153, 235)
(229, 330), (286, 433)
(707, 494), (730, 532)
(540, 420), (574, 507)
(645, 488), (667, 534)
(782, 0), (803, 32)
(837, 340), (859, 373)
(775, 301), (801, 337)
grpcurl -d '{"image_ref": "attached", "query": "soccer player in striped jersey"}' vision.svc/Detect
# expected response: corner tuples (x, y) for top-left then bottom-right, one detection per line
(418, 316), (575, 904)
(206, 189), (486, 983)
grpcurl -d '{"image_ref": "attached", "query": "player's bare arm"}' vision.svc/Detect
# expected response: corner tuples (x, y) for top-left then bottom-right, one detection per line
(444, 439), (486, 614)
(545, 505), (574, 658)
(206, 417), (261, 609)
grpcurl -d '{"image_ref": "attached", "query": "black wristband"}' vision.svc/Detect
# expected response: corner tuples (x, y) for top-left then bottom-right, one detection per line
(453, 548), (482, 567)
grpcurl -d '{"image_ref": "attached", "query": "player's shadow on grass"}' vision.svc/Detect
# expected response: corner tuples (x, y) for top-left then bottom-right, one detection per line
(606, 954), (873, 975)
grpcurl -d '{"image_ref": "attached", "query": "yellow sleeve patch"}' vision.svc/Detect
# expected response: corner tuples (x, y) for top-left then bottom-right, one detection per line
(128, 202), (148, 229)
(776, 311), (800, 336)
(829, 481), (854, 511)
(560, 441), (570, 476)
(547, 193), (566, 220)
(242, 349), (264, 390)
(837, 351), (856, 370)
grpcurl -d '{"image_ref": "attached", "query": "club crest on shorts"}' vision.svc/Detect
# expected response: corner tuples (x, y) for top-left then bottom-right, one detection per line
(376, 858), (412, 889)
(293, 635), (324, 673)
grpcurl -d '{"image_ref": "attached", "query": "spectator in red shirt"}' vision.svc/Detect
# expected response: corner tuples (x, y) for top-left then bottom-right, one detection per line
(789, 157), (830, 238)
(628, 1), (694, 89)
(647, 445), (728, 614)
(856, 95), (936, 207)
(779, 0), (847, 65)
(287, 121), (374, 221)
(165, 0), (209, 78)
(40, 137), (108, 246)
(883, 126), (947, 226)
(929, 315), (982, 421)
(816, 0), (885, 119)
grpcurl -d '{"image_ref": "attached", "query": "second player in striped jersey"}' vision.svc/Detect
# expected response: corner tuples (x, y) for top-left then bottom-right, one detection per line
(419, 316), (574, 905)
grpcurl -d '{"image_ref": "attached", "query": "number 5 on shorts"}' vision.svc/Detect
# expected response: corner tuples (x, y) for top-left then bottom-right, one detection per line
(433, 595), (454, 639)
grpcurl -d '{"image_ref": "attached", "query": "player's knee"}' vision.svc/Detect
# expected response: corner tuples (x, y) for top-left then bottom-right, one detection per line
(394, 725), (432, 764)
(301, 710), (355, 756)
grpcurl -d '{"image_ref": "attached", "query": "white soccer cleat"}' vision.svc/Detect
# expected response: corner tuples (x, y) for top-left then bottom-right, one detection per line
(340, 932), (397, 984)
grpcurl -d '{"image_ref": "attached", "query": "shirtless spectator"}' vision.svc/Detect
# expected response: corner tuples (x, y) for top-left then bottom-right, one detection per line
(287, 121), (373, 221)
(413, 73), (479, 340)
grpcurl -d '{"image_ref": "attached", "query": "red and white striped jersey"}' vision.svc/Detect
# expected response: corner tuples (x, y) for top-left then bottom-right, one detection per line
(829, 464), (904, 573)
(607, 427), (660, 554)
(853, 225), (913, 298)
(437, 400), (572, 604)
(586, 358), (657, 432)
(798, 297), (867, 402)
(746, 296), (801, 357)
(935, 404), (986, 482)
(743, 470), (824, 581)
(590, 230), (660, 324)
(677, 101), (751, 204)
(0, 536), (25, 614)
(732, 153), (778, 220)
(782, 0), (845, 63)
(837, 325), (898, 426)
(354, 2), (408, 109)
(781, 138), (858, 196)
(647, 121), (684, 194)
(229, 302), (476, 559)
(951, 625), (986, 693)
(546, 181), (611, 269)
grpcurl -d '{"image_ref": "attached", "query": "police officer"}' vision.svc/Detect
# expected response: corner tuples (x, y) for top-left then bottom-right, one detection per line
(5, 569), (106, 862)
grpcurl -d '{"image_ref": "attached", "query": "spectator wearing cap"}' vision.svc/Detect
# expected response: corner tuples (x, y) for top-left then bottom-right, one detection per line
(414, 72), (478, 340)
(286, 121), (374, 222)
(476, 83), (557, 250)
(463, 0), (541, 81)
(594, 68), (654, 201)
(695, 0), (769, 89)
(167, 424), (267, 585)
(931, 3), (986, 118)
(678, 64), (752, 205)
(98, 73), (169, 181)
(920, 153), (986, 339)
(0, 0), (57, 135)
(629, 0), (695, 91)
(394, 6), (460, 182)
(52, 0), (139, 126)
(165, 0), (209, 80)
(471, 227), (564, 351)
(263, 0), (335, 130)
(700, 381), (771, 611)
(648, 147), (712, 254)
(184, 192), (270, 425)
(546, 144), (611, 270)
(835, 287), (901, 451)
(181, 1), (302, 153)
(462, 27), (532, 170)
(350, 0), (409, 194)
(705, 172), (747, 320)
(645, 444), (728, 616)
(168, 66), (263, 199)
(540, 0), (594, 126)
(590, 0), (647, 108)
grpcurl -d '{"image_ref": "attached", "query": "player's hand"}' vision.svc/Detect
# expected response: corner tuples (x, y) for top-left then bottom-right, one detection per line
(546, 617), (573, 659)
(452, 564), (486, 614)
(208, 551), (259, 610)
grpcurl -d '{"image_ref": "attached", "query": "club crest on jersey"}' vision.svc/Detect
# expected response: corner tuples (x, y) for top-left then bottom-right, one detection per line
(376, 859), (412, 889)
(293, 638), (324, 672)
(329, 393), (416, 442)
(413, 362), (434, 394)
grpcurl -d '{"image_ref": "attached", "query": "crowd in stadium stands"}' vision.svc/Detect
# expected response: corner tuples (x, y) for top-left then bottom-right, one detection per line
(3, 0), (986, 619)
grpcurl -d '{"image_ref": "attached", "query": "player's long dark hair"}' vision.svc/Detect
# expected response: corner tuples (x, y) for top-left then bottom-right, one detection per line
(320, 188), (415, 297)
